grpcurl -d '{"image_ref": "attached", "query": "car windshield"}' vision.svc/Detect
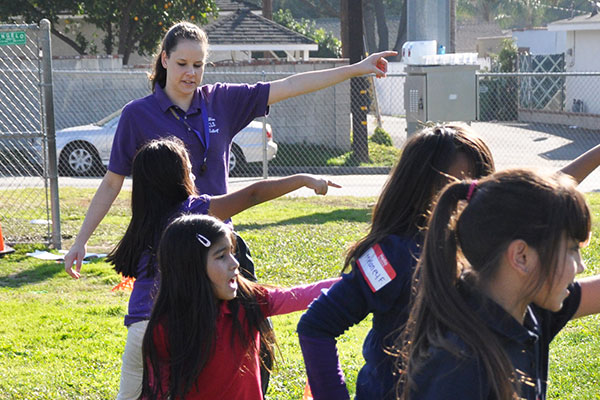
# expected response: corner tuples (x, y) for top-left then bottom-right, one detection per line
(94, 109), (122, 126)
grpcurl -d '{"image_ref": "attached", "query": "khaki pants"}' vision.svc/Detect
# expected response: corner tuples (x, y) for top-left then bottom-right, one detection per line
(116, 320), (148, 400)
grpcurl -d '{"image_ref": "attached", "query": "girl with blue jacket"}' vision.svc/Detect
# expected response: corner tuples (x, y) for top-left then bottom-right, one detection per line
(297, 125), (600, 400)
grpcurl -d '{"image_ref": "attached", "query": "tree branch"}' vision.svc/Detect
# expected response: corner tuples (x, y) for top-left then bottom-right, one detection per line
(51, 26), (87, 55)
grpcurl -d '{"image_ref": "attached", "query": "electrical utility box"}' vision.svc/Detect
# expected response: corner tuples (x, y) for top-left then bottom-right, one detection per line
(404, 64), (478, 135)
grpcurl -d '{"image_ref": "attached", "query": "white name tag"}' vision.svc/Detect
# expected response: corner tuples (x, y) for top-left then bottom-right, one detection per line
(356, 244), (396, 292)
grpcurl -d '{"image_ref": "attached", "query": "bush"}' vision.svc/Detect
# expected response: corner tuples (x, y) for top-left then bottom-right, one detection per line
(326, 141), (400, 167)
(369, 127), (393, 147)
(273, 9), (341, 58)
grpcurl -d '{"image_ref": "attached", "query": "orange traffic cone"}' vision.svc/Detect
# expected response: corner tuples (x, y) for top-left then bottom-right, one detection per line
(302, 379), (313, 400)
(112, 275), (135, 292)
(0, 220), (15, 257)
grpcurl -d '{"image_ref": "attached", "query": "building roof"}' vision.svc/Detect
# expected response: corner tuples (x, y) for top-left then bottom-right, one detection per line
(214, 0), (260, 12)
(203, 8), (317, 51)
(548, 11), (600, 31)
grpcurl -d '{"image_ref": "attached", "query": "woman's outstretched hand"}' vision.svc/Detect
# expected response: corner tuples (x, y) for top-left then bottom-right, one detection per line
(355, 50), (398, 78)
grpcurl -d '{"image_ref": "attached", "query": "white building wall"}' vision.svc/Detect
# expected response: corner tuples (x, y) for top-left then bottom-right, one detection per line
(567, 30), (600, 71)
(565, 30), (600, 115)
(512, 29), (566, 55)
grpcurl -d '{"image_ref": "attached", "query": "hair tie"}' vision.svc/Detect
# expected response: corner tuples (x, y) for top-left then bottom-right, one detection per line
(466, 180), (478, 202)
(196, 233), (211, 247)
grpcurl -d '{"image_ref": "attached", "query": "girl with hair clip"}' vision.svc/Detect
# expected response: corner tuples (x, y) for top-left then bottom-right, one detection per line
(64, 20), (396, 278)
(296, 124), (600, 400)
(140, 214), (339, 400)
(107, 137), (339, 400)
(397, 168), (600, 400)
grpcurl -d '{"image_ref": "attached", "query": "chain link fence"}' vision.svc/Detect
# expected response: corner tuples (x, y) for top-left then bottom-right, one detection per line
(2, 58), (600, 246)
(0, 22), (55, 247)
(47, 69), (364, 179)
(476, 72), (600, 172)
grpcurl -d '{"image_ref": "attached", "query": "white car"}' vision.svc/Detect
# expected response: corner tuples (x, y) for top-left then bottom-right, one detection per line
(41, 110), (277, 177)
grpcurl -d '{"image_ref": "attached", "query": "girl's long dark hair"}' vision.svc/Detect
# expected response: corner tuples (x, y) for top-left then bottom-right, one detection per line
(149, 21), (208, 90)
(343, 124), (494, 272)
(140, 214), (276, 399)
(106, 138), (196, 278)
(397, 169), (591, 400)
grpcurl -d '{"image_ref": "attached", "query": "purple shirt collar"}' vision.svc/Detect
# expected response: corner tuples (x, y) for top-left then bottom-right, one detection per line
(154, 83), (203, 114)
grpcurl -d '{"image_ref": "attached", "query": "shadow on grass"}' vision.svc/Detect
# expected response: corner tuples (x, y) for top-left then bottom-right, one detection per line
(0, 261), (64, 288)
(234, 208), (371, 230)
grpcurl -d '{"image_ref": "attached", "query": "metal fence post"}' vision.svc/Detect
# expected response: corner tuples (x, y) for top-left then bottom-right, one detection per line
(261, 70), (268, 179)
(475, 74), (480, 121)
(40, 19), (61, 249)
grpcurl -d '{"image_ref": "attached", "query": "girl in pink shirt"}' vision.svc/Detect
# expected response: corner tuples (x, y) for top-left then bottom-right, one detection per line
(140, 214), (338, 399)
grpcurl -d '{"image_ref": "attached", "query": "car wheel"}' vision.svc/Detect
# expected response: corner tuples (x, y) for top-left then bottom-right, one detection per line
(229, 143), (247, 177)
(59, 142), (104, 177)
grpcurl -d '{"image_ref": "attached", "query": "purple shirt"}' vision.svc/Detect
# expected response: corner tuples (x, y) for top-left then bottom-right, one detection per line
(109, 82), (270, 196)
(124, 195), (211, 326)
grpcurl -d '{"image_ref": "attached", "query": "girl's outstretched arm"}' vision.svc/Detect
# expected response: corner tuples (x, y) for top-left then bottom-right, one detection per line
(560, 144), (600, 184)
(208, 174), (340, 221)
(267, 51), (397, 105)
(573, 275), (600, 319)
(265, 278), (341, 316)
(64, 170), (125, 279)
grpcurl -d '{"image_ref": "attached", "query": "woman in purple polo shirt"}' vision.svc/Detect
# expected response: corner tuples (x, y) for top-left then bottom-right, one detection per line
(64, 21), (395, 277)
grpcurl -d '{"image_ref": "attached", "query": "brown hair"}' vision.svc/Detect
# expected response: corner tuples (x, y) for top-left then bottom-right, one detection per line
(343, 124), (494, 273)
(149, 21), (208, 90)
(397, 168), (591, 399)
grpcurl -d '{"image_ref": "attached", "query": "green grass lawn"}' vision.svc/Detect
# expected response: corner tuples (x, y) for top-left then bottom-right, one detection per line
(1, 194), (600, 399)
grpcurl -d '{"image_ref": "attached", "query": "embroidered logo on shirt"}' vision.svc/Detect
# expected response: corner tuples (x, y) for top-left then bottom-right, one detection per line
(356, 244), (396, 292)
(208, 116), (219, 134)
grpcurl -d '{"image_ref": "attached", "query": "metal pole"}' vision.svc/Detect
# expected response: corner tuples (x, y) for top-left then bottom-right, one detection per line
(349, 0), (369, 163)
(475, 74), (480, 121)
(362, 34), (382, 129)
(40, 19), (61, 249)
(407, 0), (451, 50)
(261, 71), (268, 179)
(370, 75), (382, 129)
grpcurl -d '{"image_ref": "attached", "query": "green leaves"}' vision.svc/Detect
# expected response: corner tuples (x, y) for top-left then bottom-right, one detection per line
(273, 9), (341, 58)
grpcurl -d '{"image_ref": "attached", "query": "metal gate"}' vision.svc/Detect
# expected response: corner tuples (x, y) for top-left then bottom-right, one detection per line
(0, 20), (60, 248)
(518, 53), (566, 111)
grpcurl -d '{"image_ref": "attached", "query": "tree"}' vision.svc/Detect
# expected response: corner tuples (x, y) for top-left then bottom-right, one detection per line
(273, 9), (341, 57)
(0, 0), (218, 64)
(81, 0), (218, 65)
(263, 0), (273, 19)
(498, 38), (517, 71)
(391, 0), (407, 59)
(363, 0), (389, 53)
(458, 0), (593, 28)
(373, 0), (389, 51)
(340, 0), (349, 58)
(0, 0), (88, 55)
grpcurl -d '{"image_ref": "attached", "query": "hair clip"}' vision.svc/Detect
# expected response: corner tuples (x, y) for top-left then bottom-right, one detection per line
(466, 180), (478, 202)
(196, 233), (211, 247)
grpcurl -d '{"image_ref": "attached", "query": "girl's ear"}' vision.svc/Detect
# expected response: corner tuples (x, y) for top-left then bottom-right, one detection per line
(161, 50), (168, 69)
(506, 239), (539, 276)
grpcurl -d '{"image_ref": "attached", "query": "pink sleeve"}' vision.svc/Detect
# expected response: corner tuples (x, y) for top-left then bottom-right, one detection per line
(265, 278), (341, 317)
